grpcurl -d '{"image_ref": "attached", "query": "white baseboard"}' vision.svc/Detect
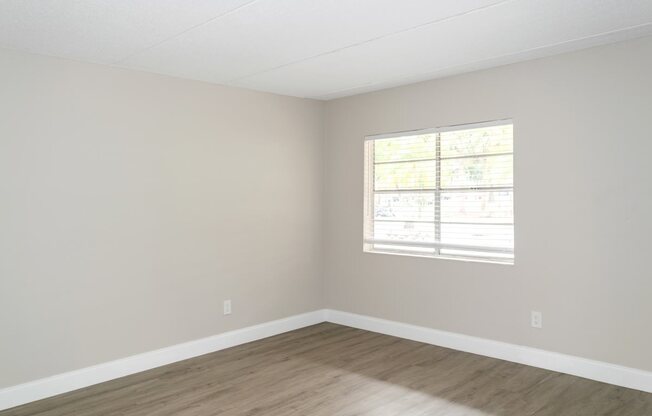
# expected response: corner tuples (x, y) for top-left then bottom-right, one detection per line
(0, 310), (327, 411)
(324, 309), (652, 393)
(3, 308), (650, 411)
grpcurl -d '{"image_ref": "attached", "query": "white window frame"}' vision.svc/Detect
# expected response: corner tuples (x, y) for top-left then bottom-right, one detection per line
(363, 119), (514, 264)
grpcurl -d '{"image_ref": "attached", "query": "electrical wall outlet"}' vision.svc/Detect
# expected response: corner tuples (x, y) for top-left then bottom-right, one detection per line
(531, 310), (542, 328)
(223, 299), (232, 315)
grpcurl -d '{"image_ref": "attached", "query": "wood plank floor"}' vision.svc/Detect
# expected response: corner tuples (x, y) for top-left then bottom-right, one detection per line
(3, 323), (651, 416)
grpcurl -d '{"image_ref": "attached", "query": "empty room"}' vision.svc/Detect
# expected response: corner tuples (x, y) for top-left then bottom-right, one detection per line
(1, 1), (652, 415)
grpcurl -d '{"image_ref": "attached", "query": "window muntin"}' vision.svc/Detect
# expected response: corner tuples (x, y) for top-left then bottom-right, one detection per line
(363, 120), (514, 264)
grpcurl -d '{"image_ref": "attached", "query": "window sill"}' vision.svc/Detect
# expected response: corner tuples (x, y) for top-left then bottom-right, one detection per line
(363, 248), (514, 265)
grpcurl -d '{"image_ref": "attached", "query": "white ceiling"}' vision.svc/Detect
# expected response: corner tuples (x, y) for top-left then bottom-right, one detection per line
(1, 0), (651, 100)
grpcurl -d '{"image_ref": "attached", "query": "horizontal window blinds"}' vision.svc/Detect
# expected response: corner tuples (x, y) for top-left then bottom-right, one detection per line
(363, 120), (514, 264)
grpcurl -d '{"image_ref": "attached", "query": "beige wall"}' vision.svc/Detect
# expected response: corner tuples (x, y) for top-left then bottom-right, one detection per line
(0, 50), (324, 388)
(2, 35), (652, 391)
(324, 36), (652, 372)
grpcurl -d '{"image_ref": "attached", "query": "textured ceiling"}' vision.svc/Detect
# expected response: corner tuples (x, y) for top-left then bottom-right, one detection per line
(1, 0), (651, 100)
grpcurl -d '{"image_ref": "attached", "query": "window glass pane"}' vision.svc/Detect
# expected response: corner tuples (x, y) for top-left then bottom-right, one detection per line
(365, 121), (514, 263)
(441, 223), (514, 249)
(441, 124), (512, 158)
(441, 191), (513, 224)
(374, 160), (437, 190)
(373, 221), (435, 243)
(374, 193), (435, 221)
(441, 154), (512, 189)
(374, 134), (437, 163)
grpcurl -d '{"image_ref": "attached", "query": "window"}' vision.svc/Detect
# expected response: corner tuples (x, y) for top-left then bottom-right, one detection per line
(363, 120), (514, 264)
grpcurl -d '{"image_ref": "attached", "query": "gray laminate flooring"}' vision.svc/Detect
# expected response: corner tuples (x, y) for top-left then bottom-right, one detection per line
(3, 323), (651, 415)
